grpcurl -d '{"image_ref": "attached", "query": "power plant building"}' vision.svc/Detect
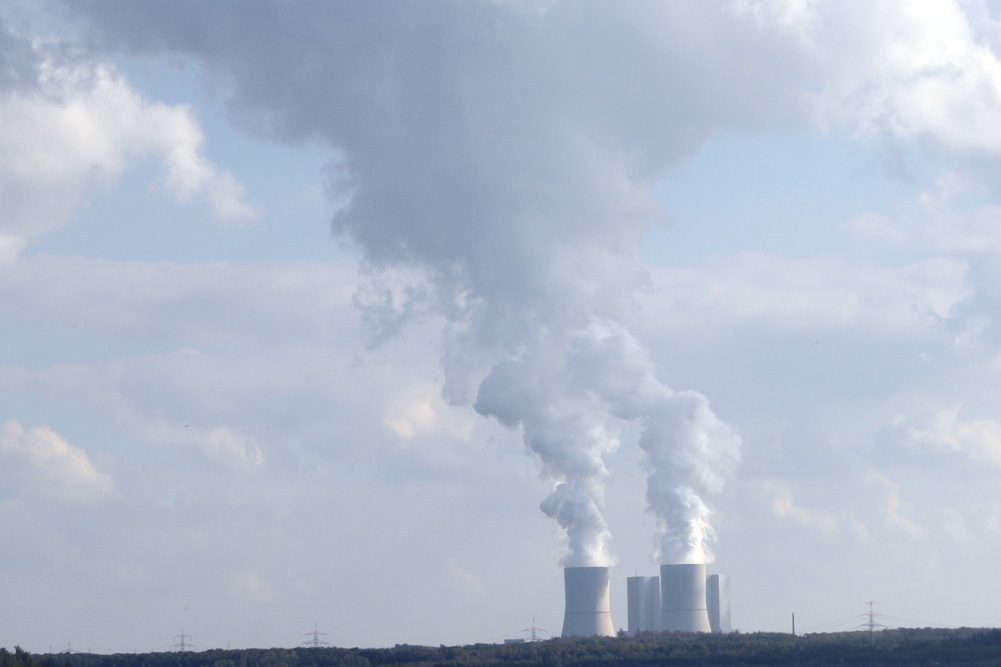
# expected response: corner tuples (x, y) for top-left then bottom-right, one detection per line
(706, 574), (731, 634)
(561, 566), (615, 637)
(659, 563), (711, 633)
(626, 576), (660, 635)
(556, 564), (730, 638)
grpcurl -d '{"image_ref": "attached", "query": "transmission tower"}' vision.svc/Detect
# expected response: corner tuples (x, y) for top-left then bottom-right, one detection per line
(858, 601), (885, 645)
(171, 629), (195, 652)
(302, 622), (330, 648)
(522, 618), (546, 642)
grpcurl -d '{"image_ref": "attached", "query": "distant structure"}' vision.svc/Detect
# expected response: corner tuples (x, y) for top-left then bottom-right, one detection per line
(659, 564), (711, 633)
(561, 566), (615, 637)
(171, 629), (194, 652)
(302, 622), (331, 648)
(626, 576), (660, 635)
(522, 618), (546, 642)
(706, 574), (731, 634)
(860, 601), (885, 645)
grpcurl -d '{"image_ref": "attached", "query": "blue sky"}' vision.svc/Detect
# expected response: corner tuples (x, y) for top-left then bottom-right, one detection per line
(4, 0), (1001, 653)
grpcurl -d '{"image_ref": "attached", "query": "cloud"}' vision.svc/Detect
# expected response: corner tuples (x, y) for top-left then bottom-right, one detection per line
(648, 252), (967, 334)
(53, 0), (1001, 571)
(0, 255), (357, 348)
(144, 421), (266, 471)
(0, 19), (255, 264)
(893, 406), (1001, 469)
(762, 480), (846, 538)
(839, 212), (908, 245)
(0, 420), (114, 501)
(864, 470), (926, 541)
(738, 1), (1001, 155)
(228, 569), (274, 603)
(383, 385), (445, 441)
(446, 560), (485, 597)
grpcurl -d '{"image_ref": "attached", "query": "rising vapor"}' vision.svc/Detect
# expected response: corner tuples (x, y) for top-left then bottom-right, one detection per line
(66, 0), (748, 565)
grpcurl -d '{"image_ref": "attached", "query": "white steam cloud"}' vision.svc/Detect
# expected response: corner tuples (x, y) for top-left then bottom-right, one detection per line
(477, 321), (739, 564)
(64, 1), (749, 565)
(480, 320), (740, 564)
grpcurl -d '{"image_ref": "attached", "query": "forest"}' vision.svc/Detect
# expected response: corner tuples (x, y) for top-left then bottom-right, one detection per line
(6, 628), (1001, 667)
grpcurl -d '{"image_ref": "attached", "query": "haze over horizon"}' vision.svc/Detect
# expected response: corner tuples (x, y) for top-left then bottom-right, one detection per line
(4, 0), (1001, 652)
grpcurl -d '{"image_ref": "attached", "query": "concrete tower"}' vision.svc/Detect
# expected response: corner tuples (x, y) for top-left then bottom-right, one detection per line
(561, 566), (615, 637)
(659, 564), (711, 633)
(706, 574), (731, 634)
(626, 576), (660, 635)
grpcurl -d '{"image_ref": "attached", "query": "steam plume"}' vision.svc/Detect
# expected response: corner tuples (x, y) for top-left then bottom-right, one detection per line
(65, 1), (745, 565)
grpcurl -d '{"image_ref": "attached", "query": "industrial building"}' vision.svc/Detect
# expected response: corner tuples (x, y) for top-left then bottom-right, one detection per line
(706, 574), (731, 634)
(625, 576), (660, 635)
(560, 566), (616, 637)
(658, 563), (711, 632)
(561, 564), (731, 637)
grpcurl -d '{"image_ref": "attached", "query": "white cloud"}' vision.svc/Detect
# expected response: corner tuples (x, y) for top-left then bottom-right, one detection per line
(894, 406), (1001, 469)
(864, 470), (926, 541)
(144, 422), (266, 471)
(228, 569), (274, 603)
(839, 212), (908, 245)
(0, 28), (256, 264)
(446, 560), (485, 596)
(647, 253), (967, 334)
(762, 480), (847, 538)
(0, 420), (114, 501)
(773, 2), (1001, 154)
(383, 383), (477, 442)
(384, 388), (439, 441)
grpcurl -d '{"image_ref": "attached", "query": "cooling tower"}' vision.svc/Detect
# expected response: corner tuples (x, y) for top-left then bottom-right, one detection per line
(561, 566), (615, 637)
(659, 563), (711, 632)
(706, 574), (731, 634)
(626, 576), (660, 635)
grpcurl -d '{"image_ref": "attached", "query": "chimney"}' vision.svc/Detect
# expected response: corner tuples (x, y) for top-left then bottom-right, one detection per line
(561, 566), (615, 637)
(659, 563), (711, 632)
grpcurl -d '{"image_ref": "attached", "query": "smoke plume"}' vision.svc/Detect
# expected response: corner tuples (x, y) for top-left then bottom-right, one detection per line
(64, 0), (748, 565)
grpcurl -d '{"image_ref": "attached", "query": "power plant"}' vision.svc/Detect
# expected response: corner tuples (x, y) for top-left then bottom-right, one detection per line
(561, 563), (731, 637)
(561, 566), (616, 637)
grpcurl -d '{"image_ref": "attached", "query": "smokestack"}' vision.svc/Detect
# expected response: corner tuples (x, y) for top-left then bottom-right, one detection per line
(626, 576), (660, 635)
(659, 564), (711, 632)
(706, 573), (731, 634)
(561, 566), (615, 637)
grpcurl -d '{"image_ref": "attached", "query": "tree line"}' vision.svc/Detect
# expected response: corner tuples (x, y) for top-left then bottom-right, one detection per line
(8, 627), (1001, 667)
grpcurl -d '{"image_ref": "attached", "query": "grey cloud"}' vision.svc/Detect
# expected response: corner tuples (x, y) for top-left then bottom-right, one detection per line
(59, 1), (779, 564)
(0, 16), (39, 90)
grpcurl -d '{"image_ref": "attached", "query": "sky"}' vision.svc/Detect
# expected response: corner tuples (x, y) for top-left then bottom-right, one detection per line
(4, 0), (1001, 653)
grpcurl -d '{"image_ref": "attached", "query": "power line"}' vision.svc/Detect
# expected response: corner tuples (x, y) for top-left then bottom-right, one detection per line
(799, 612), (868, 633)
